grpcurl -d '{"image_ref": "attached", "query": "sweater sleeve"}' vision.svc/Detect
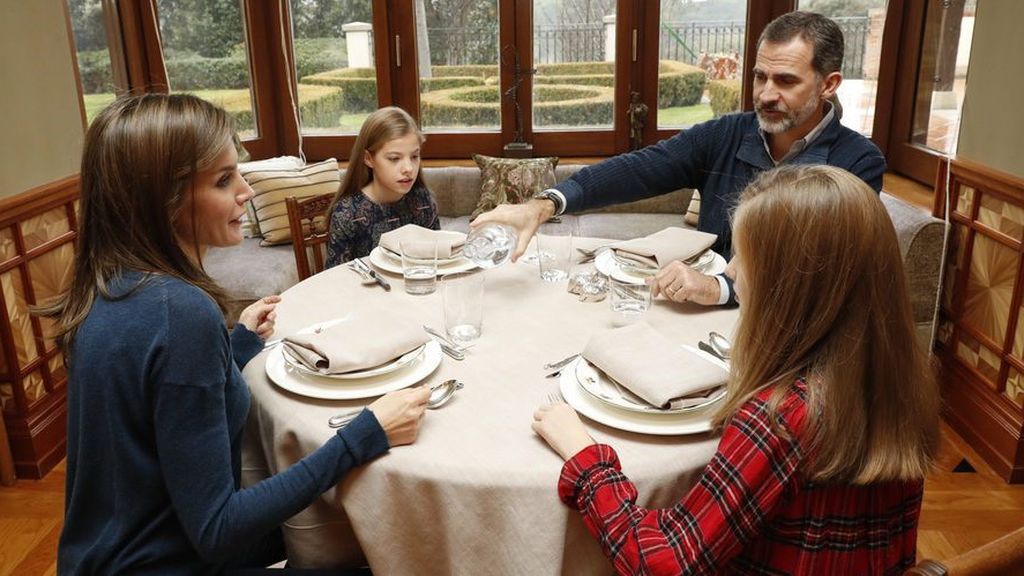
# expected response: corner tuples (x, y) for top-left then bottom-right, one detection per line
(557, 395), (805, 576)
(230, 323), (262, 369)
(555, 120), (714, 213)
(151, 290), (389, 562)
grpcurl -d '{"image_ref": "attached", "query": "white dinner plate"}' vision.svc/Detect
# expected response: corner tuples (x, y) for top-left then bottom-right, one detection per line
(594, 250), (726, 284)
(281, 343), (426, 380)
(368, 246), (478, 276)
(266, 340), (443, 400)
(576, 356), (727, 415)
(559, 352), (727, 436)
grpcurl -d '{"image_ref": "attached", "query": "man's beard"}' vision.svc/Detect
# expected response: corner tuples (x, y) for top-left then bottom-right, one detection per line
(756, 93), (821, 134)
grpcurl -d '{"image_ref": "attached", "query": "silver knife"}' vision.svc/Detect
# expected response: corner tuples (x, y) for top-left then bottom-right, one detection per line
(356, 258), (391, 291)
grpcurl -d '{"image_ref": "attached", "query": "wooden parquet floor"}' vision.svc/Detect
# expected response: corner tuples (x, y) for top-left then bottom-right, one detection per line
(1, 423), (1022, 575)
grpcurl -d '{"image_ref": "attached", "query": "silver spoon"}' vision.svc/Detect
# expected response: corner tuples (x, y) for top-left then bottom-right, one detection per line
(708, 331), (732, 359)
(327, 380), (464, 428)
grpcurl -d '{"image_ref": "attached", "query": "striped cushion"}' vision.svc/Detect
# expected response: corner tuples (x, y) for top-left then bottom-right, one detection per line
(684, 189), (701, 227)
(240, 159), (340, 246)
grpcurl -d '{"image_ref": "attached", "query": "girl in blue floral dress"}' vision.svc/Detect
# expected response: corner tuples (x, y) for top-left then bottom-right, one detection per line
(325, 107), (439, 268)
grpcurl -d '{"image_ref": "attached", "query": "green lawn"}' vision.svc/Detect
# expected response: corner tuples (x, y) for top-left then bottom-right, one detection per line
(83, 93), (116, 122)
(658, 103), (714, 127)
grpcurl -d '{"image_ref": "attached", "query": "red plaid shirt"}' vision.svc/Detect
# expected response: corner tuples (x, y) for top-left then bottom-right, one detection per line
(558, 381), (923, 575)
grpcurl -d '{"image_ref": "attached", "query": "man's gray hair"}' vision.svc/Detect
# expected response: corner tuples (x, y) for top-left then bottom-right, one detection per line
(758, 11), (844, 77)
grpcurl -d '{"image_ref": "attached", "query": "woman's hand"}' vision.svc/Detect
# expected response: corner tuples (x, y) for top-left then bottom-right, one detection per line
(238, 295), (281, 339)
(532, 402), (596, 461)
(368, 385), (431, 447)
(649, 262), (720, 305)
(470, 199), (554, 262)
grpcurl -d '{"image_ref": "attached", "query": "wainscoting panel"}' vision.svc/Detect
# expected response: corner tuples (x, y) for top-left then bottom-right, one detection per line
(0, 176), (78, 479)
(935, 158), (1024, 483)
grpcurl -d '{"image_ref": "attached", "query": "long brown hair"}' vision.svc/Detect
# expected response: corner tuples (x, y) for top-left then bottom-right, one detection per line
(716, 165), (940, 484)
(326, 106), (425, 216)
(37, 93), (236, 352)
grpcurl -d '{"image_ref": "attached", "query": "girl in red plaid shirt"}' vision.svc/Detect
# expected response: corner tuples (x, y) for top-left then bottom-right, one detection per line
(534, 165), (941, 575)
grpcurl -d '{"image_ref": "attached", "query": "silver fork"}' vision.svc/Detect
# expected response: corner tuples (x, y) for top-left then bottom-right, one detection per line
(547, 391), (565, 404)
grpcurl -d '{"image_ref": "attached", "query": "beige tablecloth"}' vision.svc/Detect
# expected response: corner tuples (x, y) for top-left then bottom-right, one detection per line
(241, 237), (739, 575)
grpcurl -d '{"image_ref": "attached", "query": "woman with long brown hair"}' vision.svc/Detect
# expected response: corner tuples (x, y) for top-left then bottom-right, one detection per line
(45, 93), (429, 575)
(324, 106), (438, 267)
(533, 164), (941, 575)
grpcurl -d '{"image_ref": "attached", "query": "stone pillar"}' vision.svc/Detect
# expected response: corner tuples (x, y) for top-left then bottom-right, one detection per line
(343, 21), (374, 68)
(603, 14), (616, 62)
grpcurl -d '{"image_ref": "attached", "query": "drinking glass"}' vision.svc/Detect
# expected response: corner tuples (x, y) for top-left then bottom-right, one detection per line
(536, 224), (573, 283)
(401, 240), (437, 295)
(521, 167), (558, 264)
(609, 277), (651, 325)
(442, 272), (484, 344)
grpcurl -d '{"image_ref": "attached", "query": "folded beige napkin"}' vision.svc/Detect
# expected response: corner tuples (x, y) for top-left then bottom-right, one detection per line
(582, 322), (727, 408)
(379, 224), (466, 259)
(611, 227), (717, 270)
(282, 309), (429, 374)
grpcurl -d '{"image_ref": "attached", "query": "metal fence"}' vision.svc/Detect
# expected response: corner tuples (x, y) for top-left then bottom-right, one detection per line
(533, 23), (604, 64)
(426, 26), (498, 66)
(425, 16), (870, 78)
(658, 17), (870, 79)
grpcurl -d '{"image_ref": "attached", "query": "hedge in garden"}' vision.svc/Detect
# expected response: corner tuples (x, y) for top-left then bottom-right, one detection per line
(708, 79), (742, 118)
(657, 61), (706, 108)
(229, 85), (345, 132)
(419, 84), (614, 127)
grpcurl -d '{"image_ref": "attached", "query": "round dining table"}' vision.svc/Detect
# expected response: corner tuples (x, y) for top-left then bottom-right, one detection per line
(240, 237), (739, 575)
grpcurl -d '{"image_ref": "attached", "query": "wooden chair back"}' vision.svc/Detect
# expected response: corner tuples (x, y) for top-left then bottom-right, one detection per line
(285, 193), (333, 281)
(907, 525), (1024, 575)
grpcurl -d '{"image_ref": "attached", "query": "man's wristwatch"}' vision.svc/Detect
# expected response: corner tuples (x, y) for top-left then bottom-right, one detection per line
(532, 189), (564, 216)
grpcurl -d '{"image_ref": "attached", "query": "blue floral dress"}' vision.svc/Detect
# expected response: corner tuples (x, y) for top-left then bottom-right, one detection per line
(325, 185), (440, 268)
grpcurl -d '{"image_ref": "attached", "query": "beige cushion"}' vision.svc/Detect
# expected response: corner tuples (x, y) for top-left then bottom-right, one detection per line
(241, 158), (340, 246)
(471, 154), (558, 220)
(684, 189), (701, 227)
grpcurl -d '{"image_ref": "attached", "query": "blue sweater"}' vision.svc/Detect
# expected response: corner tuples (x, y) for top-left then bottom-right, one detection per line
(555, 111), (886, 260)
(58, 273), (389, 575)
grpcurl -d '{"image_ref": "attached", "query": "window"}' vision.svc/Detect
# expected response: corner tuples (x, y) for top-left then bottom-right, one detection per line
(909, 0), (974, 154)
(289, 0), (378, 134)
(657, 0), (747, 130)
(100, 0), (791, 160)
(799, 0), (889, 138)
(66, 0), (123, 123)
(416, 0), (501, 133)
(533, 0), (616, 131)
(155, 0), (259, 138)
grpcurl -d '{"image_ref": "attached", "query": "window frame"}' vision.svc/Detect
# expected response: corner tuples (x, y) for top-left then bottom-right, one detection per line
(92, 0), (924, 173)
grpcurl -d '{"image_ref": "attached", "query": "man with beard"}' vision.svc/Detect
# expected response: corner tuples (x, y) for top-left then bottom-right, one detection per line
(472, 11), (884, 306)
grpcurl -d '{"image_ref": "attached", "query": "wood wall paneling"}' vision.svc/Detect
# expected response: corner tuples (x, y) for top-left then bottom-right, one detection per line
(934, 157), (1024, 483)
(0, 178), (79, 480)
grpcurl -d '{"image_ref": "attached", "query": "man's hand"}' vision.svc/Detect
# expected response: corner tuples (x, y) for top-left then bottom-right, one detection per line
(470, 199), (555, 262)
(238, 295), (281, 339)
(649, 262), (721, 305)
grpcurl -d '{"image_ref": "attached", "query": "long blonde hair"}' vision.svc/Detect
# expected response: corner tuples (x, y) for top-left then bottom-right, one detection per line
(327, 106), (425, 216)
(715, 165), (940, 484)
(37, 93), (235, 352)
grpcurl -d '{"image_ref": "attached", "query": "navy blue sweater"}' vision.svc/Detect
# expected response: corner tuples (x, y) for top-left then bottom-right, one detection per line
(58, 273), (389, 575)
(555, 111), (885, 260)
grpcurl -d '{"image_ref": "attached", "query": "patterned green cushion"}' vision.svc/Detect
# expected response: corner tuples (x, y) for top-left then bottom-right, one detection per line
(470, 154), (559, 220)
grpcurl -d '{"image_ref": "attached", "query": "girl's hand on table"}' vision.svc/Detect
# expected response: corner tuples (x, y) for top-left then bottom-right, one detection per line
(533, 402), (596, 461)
